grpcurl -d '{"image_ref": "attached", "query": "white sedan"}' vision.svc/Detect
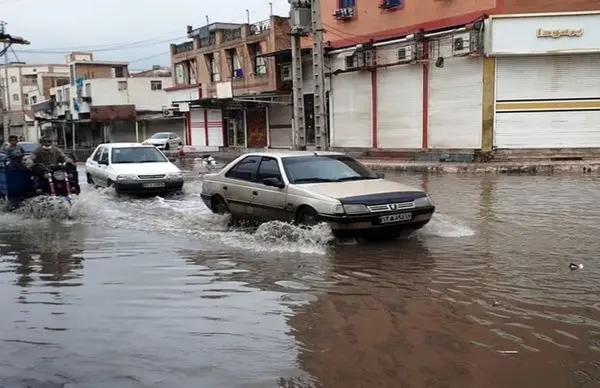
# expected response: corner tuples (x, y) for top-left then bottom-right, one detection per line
(142, 132), (182, 150)
(85, 143), (184, 195)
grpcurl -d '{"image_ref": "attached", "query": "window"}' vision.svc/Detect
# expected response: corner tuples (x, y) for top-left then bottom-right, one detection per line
(225, 156), (261, 181)
(12, 93), (18, 101)
(111, 147), (168, 164)
(382, 0), (403, 8)
(10, 76), (17, 83)
(257, 157), (281, 182)
(92, 146), (103, 162)
(64, 88), (70, 101)
(282, 155), (377, 184)
(226, 48), (243, 78)
(150, 80), (162, 90)
(57, 90), (63, 101)
(99, 148), (109, 164)
(248, 43), (267, 76)
(117, 81), (127, 91)
(85, 83), (91, 97)
(204, 54), (220, 82)
(114, 66), (125, 78)
(30, 96), (37, 104)
(339, 0), (355, 7)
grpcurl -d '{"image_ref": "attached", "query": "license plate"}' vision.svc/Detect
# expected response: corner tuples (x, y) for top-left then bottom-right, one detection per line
(379, 212), (412, 224)
(142, 182), (165, 188)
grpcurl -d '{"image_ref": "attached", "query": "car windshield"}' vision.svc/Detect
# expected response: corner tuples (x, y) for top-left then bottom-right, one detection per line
(111, 147), (168, 163)
(18, 142), (36, 153)
(282, 155), (378, 184)
(150, 133), (169, 139)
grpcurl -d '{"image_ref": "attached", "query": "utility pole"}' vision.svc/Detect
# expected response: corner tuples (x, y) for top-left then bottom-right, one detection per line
(0, 21), (8, 142)
(310, 0), (327, 150)
(289, 0), (327, 150)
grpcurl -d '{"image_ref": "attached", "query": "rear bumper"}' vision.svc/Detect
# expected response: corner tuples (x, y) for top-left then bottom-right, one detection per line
(115, 179), (183, 193)
(319, 205), (435, 231)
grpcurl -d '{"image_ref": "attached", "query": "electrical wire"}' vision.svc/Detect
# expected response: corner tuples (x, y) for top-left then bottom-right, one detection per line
(15, 36), (187, 54)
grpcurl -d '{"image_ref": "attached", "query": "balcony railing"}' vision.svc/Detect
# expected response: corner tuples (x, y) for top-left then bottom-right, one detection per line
(250, 19), (270, 35)
(199, 35), (216, 47)
(174, 40), (195, 54)
(222, 28), (242, 42)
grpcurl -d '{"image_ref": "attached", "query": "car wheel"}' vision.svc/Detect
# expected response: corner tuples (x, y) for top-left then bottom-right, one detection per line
(211, 195), (229, 214)
(295, 206), (319, 227)
(86, 173), (94, 184)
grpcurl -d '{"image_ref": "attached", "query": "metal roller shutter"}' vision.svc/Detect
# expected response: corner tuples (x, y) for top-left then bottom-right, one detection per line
(331, 72), (371, 148)
(428, 57), (483, 148)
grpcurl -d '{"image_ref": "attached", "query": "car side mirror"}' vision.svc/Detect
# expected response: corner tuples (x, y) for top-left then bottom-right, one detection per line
(262, 177), (285, 188)
(375, 172), (385, 179)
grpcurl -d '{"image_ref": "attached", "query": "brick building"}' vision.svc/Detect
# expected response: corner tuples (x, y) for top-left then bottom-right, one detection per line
(166, 15), (295, 150)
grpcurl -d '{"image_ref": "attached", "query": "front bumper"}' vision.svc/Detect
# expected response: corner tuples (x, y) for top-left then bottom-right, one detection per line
(115, 179), (183, 193)
(319, 205), (435, 231)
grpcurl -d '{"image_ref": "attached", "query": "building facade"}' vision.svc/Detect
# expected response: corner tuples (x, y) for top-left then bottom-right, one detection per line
(0, 62), (69, 139)
(166, 16), (294, 150)
(30, 52), (176, 150)
(322, 0), (600, 154)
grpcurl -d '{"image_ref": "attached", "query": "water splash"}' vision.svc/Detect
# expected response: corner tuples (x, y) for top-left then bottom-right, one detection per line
(418, 213), (475, 238)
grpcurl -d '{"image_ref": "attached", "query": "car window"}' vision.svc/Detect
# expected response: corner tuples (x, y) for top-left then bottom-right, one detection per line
(257, 157), (281, 182)
(169, 134), (176, 139)
(151, 133), (169, 139)
(282, 155), (377, 184)
(111, 147), (168, 163)
(99, 148), (109, 164)
(225, 156), (261, 181)
(92, 146), (102, 162)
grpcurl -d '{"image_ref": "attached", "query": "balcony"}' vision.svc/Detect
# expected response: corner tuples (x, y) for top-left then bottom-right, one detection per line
(249, 19), (270, 35)
(222, 28), (242, 42)
(174, 40), (195, 54)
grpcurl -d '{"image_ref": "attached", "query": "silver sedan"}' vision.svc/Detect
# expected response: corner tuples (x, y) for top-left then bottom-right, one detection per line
(200, 151), (435, 241)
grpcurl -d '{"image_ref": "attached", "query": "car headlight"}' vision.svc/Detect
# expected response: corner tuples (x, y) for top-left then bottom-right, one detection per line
(334, 204), (344, 214)
(414, 196), (432, 207)
(116, 174), (138, 180)
(343, 204), (369, 214)
(166, 172), (183, 179)
(53, 170), (66, 181)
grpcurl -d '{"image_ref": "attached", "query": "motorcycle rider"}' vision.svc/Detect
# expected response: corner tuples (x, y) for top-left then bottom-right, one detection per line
(0, 135), (26, 168)
(27, 136), (73, 168)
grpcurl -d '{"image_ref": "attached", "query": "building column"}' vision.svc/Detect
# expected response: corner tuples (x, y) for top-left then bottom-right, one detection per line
(481, 57), (496, 152)
(421, 41), (430, 150)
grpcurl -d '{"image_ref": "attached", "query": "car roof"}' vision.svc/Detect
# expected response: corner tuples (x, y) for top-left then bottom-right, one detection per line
(238, 151), (346, 159)
(97, 142), (156, 148)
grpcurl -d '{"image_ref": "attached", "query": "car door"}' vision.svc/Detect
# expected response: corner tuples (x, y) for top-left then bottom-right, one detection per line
(221, 155), (261, 217)
(86, 146), (103, 182)
(251, 156), (290, 221)
(96, 147), (111, 186)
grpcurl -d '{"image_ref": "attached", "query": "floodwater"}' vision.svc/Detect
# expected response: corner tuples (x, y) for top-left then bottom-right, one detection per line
(1, 170), (599, 388)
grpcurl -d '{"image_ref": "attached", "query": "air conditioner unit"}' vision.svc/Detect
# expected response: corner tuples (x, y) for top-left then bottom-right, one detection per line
(469, 30), (484, 53)
(397, 45), (415, 63)
(333, 7), (355, 20)
(453, 32), (471, 56)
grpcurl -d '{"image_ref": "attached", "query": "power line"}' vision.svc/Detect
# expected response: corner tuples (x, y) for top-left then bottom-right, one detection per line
(129, 51), (170, 64)
(15, 36), (186, 54)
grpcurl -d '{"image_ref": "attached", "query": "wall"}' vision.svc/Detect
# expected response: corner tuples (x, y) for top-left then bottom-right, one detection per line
(74, 63), (129, 80)
(86, 77), (172, 110)
(322, 0), (497, 47)
(502, 0), (600, 13)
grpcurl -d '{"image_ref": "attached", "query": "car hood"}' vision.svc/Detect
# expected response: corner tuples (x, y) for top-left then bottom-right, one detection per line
(296, 179), (424, 199)
(111, 162), (180, 174)
(145, 138), (168, 144)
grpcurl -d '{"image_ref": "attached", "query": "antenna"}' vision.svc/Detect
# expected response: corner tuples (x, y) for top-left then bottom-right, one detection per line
(205, 15), (209, 26)
(246, 9), (250, 24)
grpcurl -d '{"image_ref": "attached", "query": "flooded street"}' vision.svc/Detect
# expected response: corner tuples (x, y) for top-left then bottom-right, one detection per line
(1, 171), (599, 387)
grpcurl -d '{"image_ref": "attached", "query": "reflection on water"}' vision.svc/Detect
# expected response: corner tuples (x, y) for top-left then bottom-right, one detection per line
(0, 173), (599, 387)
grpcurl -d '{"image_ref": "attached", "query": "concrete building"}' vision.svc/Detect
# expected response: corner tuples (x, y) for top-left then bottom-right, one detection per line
(166, 15), (294, 150)
(0, 62), (69, 139)
(30, 52), (176, 151)
(322, 0), (600, 158)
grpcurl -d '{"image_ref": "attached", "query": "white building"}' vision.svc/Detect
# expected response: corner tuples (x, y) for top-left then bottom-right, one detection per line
(0, 62), (69, 138)
(327, 24), (484, 152)
(486, 11), (600, 149)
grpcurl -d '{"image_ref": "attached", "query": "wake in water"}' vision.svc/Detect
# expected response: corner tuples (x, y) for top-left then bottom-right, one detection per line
(3, 180), (475, 254)
(2, 195), (74, 220)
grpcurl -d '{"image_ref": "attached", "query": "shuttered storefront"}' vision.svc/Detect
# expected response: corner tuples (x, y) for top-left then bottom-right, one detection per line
(189, 109), (223, 146)
(495, 54), (600, 148)
(268, 104), (292, 148)
(377, 64), (422, 148)
(331, 72), (371, 148)
(428, 57), (483, 148)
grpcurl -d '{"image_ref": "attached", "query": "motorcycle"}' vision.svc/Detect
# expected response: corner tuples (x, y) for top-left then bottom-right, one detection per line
(32, 163), (80, 203)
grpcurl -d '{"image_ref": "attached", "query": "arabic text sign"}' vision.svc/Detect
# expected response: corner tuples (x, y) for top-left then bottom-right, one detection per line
(489, 13), (600, 55)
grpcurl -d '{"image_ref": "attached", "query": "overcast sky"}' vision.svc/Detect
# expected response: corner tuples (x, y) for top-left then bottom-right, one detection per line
(2, 0), (290, 70)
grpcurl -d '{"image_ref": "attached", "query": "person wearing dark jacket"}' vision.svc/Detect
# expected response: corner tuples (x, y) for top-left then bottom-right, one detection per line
(27, 136), (73, 168)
